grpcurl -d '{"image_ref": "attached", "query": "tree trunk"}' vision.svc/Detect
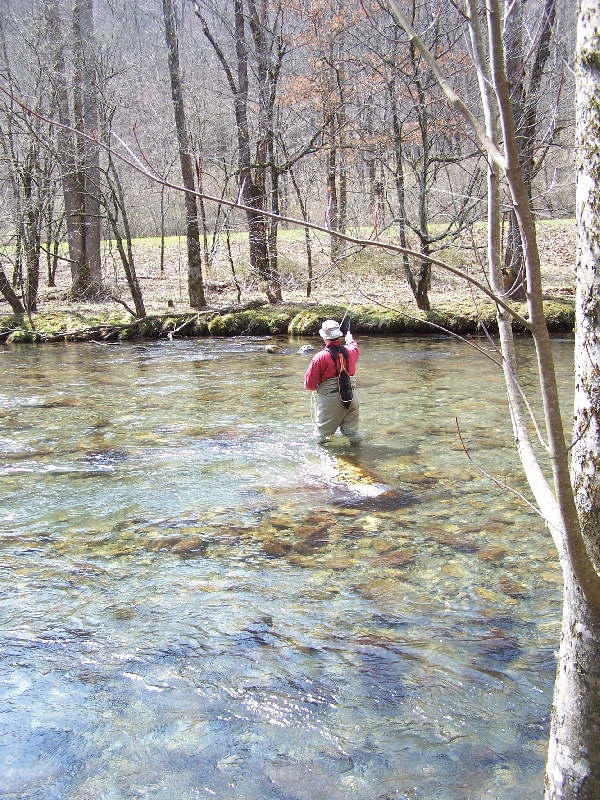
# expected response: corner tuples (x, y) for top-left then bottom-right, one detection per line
(0, 262), (25, 314)
(162, 0), (206, 309)
(503, 210), (527, 299)
(103, 154), (146, 318)
(388, 63), (416, 298)
(248, 0), (282, 302)
(326, 112), (340, 266)
(502, 0), (557, 301)
(46, 0), (101, 300)
(546, 6), (600, 794)
(195, 0), (277, 301)
(502, 0), (527, 300)
(544, 584), (600, 799)
(288, 166), (313, 297)
(75, 0), (102, 292)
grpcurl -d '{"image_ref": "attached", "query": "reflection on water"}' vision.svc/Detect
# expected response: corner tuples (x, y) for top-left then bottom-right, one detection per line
(0, 336), (573, 799)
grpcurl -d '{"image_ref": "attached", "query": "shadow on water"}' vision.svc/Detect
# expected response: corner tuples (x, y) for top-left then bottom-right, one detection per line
(0, 336), (573, 799)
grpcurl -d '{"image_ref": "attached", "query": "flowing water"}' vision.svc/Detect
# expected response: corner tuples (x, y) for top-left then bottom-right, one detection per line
(0, 335), (574, 800)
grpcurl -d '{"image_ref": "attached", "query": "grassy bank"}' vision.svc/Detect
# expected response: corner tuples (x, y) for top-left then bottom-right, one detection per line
(0, 296), (575, 344)
(0, 219), (576, 343)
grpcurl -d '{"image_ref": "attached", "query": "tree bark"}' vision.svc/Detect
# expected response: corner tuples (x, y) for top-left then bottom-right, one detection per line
(247, 0), (283, 302)
(545, 4), (600, 795)
(502, 0), (557, 301)
(0, 262), (25, 314)
(73, 0), (102, 293)
(162, 0), (206, 309)
(46, 0), (102, 300)
(545, 585), (600, 799)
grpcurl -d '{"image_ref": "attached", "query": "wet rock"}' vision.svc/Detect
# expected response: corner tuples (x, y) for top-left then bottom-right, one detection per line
(264, 754), (351, 800)
(342, 527), (367, 540)
(112, 606), (137, 620)
(319, 555), (354, 570)
(342, 489), (416, 512)
(263, 537), (293, 557)
(151, 535), (209, 557)
(83, 447), (129, 465)
(35, 397), (81, 409)
(441, 562), (470, 579)
(429, 527), (479, 552)
(297, 344), (315, 353)
(478, 627), (522, 661)
(294, 525), (330, 554)
(478, 546), (507, 562)
(375, 548), (416, 568)
(517, 716), (550, 742)
(269, 515), (293, 530)
(499, 576), (529, 599)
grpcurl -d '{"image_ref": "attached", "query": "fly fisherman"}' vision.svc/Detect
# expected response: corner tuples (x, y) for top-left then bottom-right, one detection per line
(304, 319), (362, 445)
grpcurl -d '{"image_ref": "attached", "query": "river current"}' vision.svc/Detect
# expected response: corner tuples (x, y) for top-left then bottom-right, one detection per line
(0, 335), (574, 799)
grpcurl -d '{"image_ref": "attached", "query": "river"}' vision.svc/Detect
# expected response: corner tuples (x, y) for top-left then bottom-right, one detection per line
(0, 335), (574, 799)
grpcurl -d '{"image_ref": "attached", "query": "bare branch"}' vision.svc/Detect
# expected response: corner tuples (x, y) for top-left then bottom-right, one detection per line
(0, 81), (533, 330)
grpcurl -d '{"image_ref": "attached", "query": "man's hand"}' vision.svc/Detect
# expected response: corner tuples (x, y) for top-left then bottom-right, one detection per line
(345, 331), (353, 344)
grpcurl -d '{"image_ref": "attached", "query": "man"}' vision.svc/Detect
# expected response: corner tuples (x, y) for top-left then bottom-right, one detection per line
(304, 319), (362, 445)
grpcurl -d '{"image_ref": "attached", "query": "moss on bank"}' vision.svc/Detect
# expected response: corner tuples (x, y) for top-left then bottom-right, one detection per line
(0, 296), (575, 344)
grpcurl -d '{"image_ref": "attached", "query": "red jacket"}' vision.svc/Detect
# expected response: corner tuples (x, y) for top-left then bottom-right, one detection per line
(304, 337), (360, 391)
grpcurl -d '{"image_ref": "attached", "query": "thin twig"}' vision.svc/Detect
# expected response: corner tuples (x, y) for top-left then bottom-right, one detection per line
(455, 416), (549, 521)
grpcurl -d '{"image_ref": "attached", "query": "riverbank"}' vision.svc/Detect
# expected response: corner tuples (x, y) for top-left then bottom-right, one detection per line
(0, 296), (575, 344)
(0, 219), (576, 343)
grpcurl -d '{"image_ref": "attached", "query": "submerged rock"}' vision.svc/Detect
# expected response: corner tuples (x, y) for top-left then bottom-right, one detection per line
(263, 538), (293, 557)
(374, 548), (417, 568)
(499, 576), (529, 599)
(429, 527), (479, 552)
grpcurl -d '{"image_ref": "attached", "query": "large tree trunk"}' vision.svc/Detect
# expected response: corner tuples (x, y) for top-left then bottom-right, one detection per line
(46, 0), (102, 300)
(46, 0), (85, 295)
(544, 586), (600, 798)
(195, 0), (278, 302)
(73, 0), (102, 293)
(546, 5), (600, 794)
(388, 47), (416, 299)
(232, 0), (271, 294)
(247, 0), (282, 302)
(162, 0), (206, 309)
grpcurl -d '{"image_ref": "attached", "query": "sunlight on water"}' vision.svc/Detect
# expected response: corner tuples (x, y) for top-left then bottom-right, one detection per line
(0, 336), (574, 799)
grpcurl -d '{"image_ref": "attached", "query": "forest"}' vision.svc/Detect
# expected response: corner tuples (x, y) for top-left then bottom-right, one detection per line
(0, 0), (576, 326)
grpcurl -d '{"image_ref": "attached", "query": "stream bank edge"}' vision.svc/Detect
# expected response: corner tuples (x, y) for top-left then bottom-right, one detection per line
(0, 297), (575, 344)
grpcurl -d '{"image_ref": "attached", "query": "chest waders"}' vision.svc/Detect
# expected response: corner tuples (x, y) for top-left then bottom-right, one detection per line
(326, 345), (353, 409)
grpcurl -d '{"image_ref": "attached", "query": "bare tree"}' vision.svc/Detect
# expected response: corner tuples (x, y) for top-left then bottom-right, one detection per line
(0, 6), (55, 312)
(385, 0), (600, 796)
(162, 0), (206, 309)
(503, 0), (560, 300)
(45, 0), (102, 300)
(193, 0), (285, 303)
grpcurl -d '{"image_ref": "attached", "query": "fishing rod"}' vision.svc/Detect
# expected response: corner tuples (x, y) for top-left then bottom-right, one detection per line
(340, 306), (352, 335)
